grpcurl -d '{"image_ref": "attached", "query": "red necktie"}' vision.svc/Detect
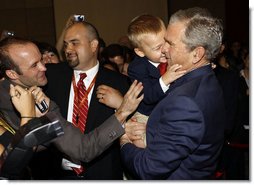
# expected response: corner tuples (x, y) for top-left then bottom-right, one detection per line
(72, 73), (88, 175)
(73, 73), (88, 133)
(158, 63), (168, 75)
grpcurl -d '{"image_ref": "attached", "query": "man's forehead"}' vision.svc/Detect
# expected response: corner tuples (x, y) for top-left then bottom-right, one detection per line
(64, 24), (87, 39)
(166, 22), (185, 39)
(9, 43), (40, 61)
(9, 42), (37, 52)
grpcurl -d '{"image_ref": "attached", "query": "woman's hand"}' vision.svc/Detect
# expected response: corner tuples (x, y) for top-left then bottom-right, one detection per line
(10, 84), (36, 125)
(96, 85), (123, 109)
(29, 86), (50, 117)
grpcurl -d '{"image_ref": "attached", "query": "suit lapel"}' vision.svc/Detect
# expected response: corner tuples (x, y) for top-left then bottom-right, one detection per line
(85, 66), (105, 133)
(62, 70), (73, 118)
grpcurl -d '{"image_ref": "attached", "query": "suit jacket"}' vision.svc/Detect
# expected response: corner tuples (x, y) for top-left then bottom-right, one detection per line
(229, 74), (249, 144)
(128, 56), (165, 116)
(121, 65), (226, 179)
(214, 65), (239, 136)
(0, 79), (125, 179)
(43, 62), (130, 179)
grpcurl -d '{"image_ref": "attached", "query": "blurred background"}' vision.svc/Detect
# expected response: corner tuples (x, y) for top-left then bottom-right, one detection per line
(0, 0), (249, 47)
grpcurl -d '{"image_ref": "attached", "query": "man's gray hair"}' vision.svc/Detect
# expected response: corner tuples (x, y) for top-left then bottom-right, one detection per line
(170, 7), (223, 61)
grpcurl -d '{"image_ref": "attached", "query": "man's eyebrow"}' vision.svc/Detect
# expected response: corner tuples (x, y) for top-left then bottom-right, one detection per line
(64, 39), (79, 43)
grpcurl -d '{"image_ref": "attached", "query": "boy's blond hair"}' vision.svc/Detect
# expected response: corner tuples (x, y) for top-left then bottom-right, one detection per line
(127, 14), (166, 48)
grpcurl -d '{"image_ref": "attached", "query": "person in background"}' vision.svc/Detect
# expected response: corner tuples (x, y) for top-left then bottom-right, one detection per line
(0, 73), (3, 81)
(222, 52), (249, 179)
(121, 60), (130, 76)
(0, 30), (15, 41)
(120, 7), (226, 179)
(35, 41), (61, 64)
(98, 37), (106, 61)
(102, 43), (126, 73)
(213, 51), (240, 137)
(101, 59), (120, 72)
(118, 35), (133, 50)
(117, 35), (135, 72)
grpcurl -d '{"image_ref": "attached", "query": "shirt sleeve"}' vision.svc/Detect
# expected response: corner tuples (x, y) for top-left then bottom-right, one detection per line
(159, 77), (170, 93)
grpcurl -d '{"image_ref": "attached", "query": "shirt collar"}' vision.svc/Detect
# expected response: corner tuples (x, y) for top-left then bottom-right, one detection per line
(73, 61), (99, 82)
(148, 60), (160, 68)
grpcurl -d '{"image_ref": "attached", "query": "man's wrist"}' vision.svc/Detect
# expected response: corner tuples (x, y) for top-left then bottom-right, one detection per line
(120, 139), (132, 149)
(115, 109), (128, 125)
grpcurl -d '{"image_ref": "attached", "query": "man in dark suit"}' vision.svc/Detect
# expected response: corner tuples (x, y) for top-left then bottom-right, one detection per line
(120, 7), (226, 179)
(43, 21), (131, 179)
(0, 37), (144, 179)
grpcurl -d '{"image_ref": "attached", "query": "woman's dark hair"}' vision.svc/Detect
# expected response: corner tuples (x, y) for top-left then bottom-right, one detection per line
(34, 41), (60, 60)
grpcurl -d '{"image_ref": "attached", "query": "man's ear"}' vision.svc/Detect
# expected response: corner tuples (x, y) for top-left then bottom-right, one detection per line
(192, 46), (205, 64)
(5, 69), (18, 80)
(91, 39), (99, 52)
(134, 48), (145, 57)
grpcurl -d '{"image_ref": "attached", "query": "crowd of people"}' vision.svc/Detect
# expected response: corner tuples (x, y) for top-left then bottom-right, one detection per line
(0, 6), (249, 180)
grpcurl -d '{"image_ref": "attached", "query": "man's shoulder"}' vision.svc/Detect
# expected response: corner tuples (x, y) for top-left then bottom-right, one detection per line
(99, 66), (128, 80)
(0, 80), (11, 97)
(0, 79), (9, 89)
(98, 66), (130, 90)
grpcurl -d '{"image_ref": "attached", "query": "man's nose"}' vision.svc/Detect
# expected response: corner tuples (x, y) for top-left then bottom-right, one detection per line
(64, 43), (74, 53)
(38, 61), (47, 71)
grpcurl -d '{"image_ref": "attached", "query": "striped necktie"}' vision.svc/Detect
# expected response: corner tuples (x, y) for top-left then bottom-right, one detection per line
(72, 73), (88, 175)
(73, 73), (88, 133)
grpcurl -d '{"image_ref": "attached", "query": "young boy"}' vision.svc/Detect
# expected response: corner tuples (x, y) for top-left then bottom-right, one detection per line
(127, 14), (186, 118)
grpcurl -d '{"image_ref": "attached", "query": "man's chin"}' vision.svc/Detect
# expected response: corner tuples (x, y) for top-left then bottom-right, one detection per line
(39, 79), (47, 87)
(67, 60), (79, 68)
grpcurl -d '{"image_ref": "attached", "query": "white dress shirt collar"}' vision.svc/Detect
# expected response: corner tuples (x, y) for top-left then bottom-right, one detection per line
(73, 61), (99, 85)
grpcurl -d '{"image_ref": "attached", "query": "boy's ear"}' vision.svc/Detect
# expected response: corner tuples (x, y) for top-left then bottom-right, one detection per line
(6, 69), (18, 80)
(134, 48), (145, 57)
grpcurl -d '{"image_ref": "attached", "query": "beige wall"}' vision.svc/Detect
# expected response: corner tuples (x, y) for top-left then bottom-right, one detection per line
(53, 0), (168, 45)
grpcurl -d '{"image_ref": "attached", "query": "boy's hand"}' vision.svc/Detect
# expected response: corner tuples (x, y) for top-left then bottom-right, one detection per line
(162, 64), (186, 85)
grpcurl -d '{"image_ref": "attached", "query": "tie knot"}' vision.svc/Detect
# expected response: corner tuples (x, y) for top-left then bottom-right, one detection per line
(79, 73), (87, 81)
(158, 63), (168, 75)
(77, 73), (87, 87)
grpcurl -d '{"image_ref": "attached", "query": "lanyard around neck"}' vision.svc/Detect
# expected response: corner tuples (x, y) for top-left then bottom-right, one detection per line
(72, 72), (98, 107)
